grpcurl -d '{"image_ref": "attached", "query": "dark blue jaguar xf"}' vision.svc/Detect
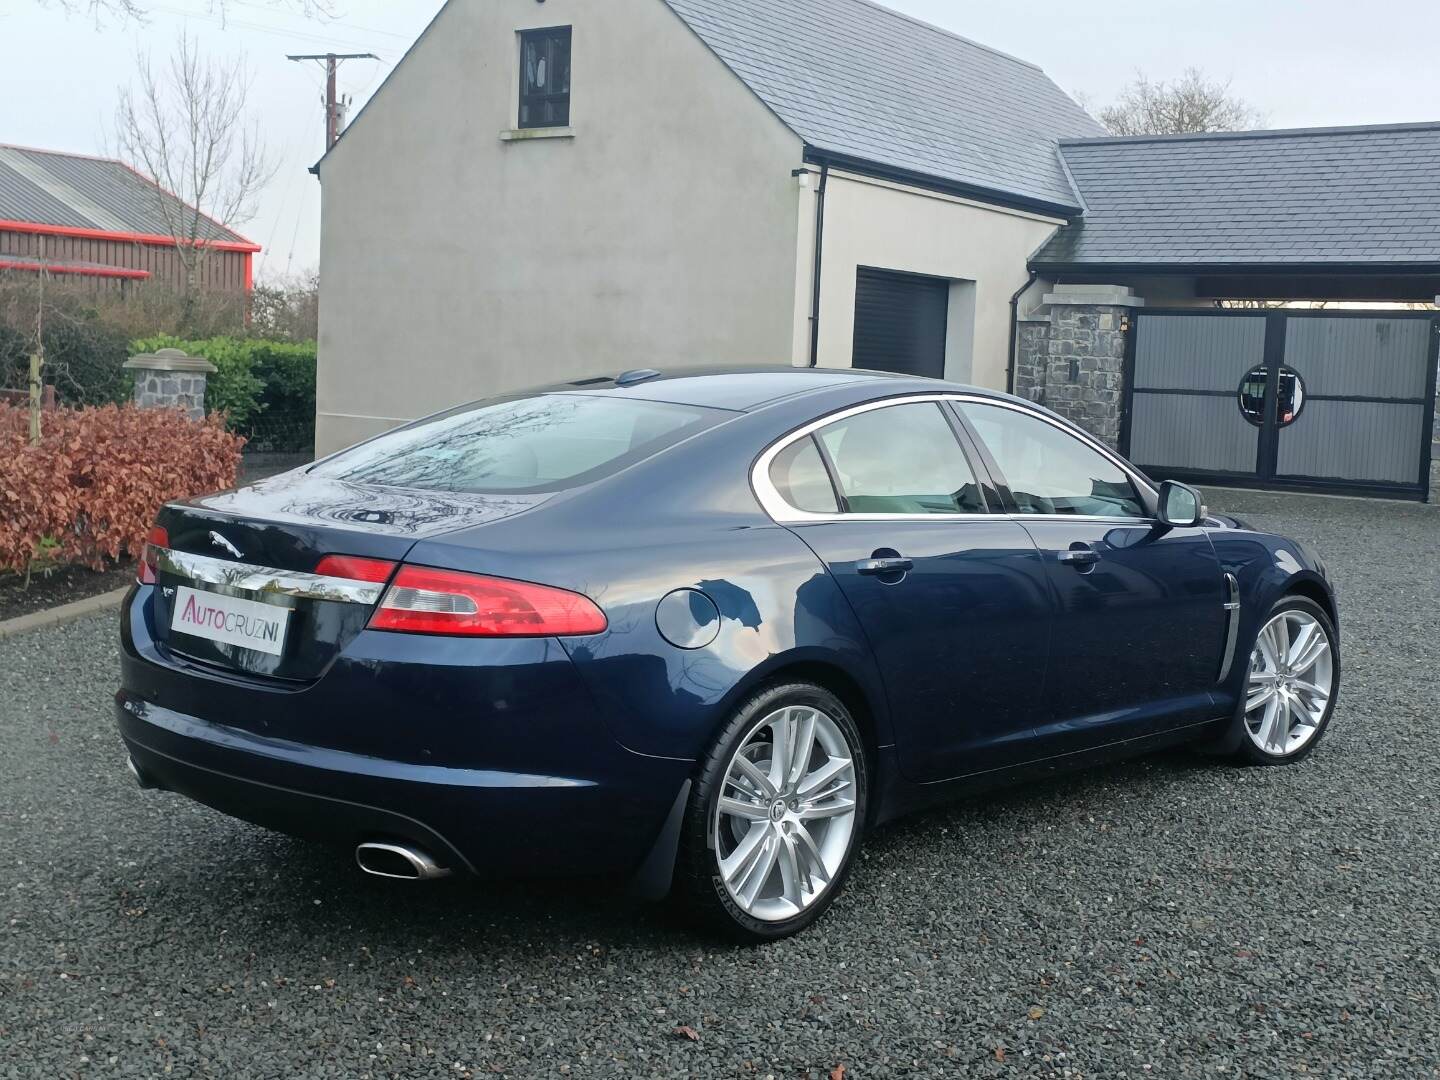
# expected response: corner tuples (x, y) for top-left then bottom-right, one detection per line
(117, 368), (1340, 940)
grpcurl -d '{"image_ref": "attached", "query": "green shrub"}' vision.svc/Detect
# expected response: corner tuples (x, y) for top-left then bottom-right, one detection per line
(132, 335), (316, 452)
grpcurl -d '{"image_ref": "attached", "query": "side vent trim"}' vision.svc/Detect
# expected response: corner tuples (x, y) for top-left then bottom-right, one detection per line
(1217, 573), (1242, 683)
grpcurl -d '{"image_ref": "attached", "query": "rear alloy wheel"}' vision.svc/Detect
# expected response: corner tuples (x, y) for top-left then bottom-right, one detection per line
(1231, 597), (1339, 765)
(676, 683), (866, 941)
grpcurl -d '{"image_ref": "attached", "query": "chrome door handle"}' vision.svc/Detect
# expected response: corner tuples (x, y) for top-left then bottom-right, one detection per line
(857, 557), (913, 576)
(1057, 548), (1101, 567)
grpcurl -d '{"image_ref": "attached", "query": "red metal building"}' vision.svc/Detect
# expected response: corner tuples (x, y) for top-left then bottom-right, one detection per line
(0, 143), (260, 295)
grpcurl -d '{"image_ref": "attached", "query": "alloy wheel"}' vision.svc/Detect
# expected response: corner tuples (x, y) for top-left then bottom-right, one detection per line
(713, 705), (858, 922)
(1244, 609), (1334, 757)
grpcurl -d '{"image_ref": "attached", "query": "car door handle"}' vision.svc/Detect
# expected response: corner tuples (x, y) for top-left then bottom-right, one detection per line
(857, 557), (914, 576)
(1057, 547), (1101, 567)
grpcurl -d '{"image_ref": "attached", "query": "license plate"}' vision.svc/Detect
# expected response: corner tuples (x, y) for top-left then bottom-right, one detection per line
(171, 586), (291, 657)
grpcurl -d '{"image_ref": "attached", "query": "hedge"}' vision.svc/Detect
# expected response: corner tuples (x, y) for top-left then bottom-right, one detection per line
(0, 403), (244, 575)
(133, 335), (317, 452)
(0, 315), (134, 408)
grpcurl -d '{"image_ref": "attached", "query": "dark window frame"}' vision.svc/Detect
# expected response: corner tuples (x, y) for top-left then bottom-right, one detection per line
(518, 25), (572, 130)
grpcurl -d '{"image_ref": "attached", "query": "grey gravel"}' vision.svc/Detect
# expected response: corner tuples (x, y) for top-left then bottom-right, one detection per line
(2, 489), (1438, 1078)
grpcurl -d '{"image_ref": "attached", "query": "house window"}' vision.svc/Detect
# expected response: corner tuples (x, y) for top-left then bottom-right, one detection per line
(519, 26), (572, 129)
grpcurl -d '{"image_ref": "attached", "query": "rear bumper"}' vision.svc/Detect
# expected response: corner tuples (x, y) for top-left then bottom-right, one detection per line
(117, 693), (690, 879)
(116, 587), (693, 881)
(120, 713), (475, 871)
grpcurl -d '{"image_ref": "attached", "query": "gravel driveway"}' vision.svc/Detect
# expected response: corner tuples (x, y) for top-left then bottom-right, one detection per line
(3, 490), (1437, 1078)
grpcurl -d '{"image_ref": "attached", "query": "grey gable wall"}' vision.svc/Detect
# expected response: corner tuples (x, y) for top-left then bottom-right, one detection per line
(315, 0), (806, 454)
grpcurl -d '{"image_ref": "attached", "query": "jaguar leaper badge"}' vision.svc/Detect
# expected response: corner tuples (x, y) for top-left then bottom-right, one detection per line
(208, 531), (243, 559)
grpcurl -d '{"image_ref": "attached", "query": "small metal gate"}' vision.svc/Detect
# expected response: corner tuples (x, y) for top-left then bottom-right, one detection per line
(1122, 310), (1439, 500)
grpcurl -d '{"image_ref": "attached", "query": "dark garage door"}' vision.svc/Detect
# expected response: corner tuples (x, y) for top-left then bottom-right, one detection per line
(1124, 310), (1439, 500)
(852, 267), (948, 379)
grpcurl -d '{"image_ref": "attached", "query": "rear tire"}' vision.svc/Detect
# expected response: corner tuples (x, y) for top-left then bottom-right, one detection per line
(1222, 595), (1339, 766)
(674, 682), (867, 942)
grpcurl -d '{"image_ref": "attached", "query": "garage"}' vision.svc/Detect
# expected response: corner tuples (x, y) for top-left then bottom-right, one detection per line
(851, 267), (949, 379)
(1020, 122), (1440, 502)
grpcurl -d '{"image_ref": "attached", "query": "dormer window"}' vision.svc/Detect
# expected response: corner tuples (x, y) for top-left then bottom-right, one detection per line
(519, 26), (572, 129)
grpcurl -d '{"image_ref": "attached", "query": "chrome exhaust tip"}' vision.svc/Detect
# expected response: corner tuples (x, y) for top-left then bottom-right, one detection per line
(355, 842), (452, 881)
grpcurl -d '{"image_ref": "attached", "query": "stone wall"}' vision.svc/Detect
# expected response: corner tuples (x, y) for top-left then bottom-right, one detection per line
(1010, 286), (1144, 450)
(123, 349), (215, 423)
(1431, 407), (1439, 503)
(1013, 319), (1049, 406)
(132, 370), (209, 421)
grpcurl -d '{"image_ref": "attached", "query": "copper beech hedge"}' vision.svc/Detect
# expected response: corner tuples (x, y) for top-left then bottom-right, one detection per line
(0, 404), (244, 575)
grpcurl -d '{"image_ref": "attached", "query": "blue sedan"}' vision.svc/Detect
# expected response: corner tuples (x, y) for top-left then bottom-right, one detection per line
(117, 368), (1340, 941)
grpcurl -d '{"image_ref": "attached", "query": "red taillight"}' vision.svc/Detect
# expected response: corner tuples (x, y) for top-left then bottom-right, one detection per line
(368, 566), (608, 637)
(313, 555), (397, 584)
(137, 525), (168, 585)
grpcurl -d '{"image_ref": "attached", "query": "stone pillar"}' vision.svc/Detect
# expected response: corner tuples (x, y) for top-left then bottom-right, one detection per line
(123, 348), (216, 422)
(1430, 418), (1438, 504)
(1034, 285), (1144, 449)
(1012, 317), (1051, 405)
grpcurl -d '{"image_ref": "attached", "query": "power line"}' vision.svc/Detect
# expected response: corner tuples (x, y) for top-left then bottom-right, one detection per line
(224, 0), (417, 41)
(149, 3), (392, 55)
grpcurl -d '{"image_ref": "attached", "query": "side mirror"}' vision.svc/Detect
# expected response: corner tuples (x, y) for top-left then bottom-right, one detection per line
(1157, 480), (1205, 528)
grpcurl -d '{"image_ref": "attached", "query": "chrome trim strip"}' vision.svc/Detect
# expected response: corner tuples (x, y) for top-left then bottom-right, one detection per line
(1217, 572), (1242, 683)
(750, 392), (1158, 525)
(154, 547), (386, 605)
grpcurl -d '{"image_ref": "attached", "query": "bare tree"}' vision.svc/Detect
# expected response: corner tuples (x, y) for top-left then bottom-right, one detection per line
(40, 0), (334, 24)
(250, 271), (320, 342)
(115, 33), (276, 328)
(1099, 68), (1263, 136)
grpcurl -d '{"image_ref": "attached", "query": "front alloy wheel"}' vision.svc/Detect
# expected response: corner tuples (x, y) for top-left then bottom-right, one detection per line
(1230, 597), (1339, 764)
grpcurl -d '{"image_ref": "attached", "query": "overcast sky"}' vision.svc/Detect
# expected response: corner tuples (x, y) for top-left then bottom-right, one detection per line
(4, 0), (1437, 280)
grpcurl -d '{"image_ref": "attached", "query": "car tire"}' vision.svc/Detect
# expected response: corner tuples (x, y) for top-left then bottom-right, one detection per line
(1221, 595), (1340, 767)
(673, 681), (868, 943)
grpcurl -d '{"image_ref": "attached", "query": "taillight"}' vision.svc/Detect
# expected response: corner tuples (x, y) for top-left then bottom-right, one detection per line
(313, 555), (397, 584)
(137, 525), (168, 585)
(368, 566), (608, 637)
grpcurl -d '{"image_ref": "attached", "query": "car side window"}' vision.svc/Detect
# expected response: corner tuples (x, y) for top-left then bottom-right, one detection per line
(958, 403), (1146, 518)
(816, 402), (986, 515)
(768, 436), (840, 514)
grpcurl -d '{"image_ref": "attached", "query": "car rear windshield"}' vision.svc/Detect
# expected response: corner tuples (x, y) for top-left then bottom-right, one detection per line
(313, 394), (720, 494)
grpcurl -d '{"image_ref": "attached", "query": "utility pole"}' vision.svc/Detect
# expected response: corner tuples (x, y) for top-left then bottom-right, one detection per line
(286, 52), (379, 150)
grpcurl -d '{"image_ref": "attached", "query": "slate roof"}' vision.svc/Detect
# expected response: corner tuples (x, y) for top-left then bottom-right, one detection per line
(662, 0), (1104, 214)
(1033, 123), (1440, 270)
(0, 144), (256, 248)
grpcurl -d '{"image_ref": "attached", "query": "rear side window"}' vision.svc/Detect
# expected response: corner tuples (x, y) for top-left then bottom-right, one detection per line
(768, 437), (839, 514)
(314, 394), (717, 494)
(817, 402), (985, 515)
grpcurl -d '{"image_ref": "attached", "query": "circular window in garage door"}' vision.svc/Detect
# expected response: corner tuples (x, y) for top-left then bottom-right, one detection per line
(1238, 365), (1307, 427)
